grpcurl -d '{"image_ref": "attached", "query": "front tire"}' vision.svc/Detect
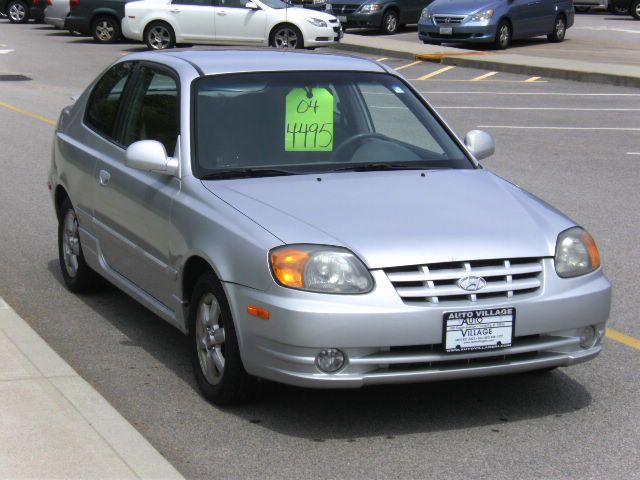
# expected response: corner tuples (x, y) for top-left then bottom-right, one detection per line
(92, 15), (120, 43)
(631, 0), (640, 19)
(547, 14), (566, 42)
(58, 199), (103, 293)
(270, 24), (304, 49)
(7, 0), (29, 23)
(380, 10), (399, 34)
(145, 21), (176, 50)
(189, 273), (254, 405)
(493, 20), (511, 49)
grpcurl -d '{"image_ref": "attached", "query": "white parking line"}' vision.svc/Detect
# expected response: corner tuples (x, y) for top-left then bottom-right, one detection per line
(0, 49), (15, 55)
(478, 126), (640, 131)
(627, 152), (640, 155)
(574, 26), (640, 34)
(438, 107), (640, 111)
(420, 91), (640, 96)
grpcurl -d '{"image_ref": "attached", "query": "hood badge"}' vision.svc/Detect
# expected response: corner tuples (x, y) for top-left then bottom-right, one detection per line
(457, 276), (487, 292)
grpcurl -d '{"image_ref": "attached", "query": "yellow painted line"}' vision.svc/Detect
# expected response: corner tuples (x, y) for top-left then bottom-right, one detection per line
(416, 51), (495, 61)
(0, 100), (56, 126)
(525, 76), (542, 82)
(471, 71), (498, 81)
(416, 65), (456, 81)
(607, 328), (640, 350)
(375, 57), (389, 62)
(395, 60), (422, 71)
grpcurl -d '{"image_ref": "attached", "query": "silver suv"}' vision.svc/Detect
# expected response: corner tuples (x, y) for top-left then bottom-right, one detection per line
(49, 49), (611, 404)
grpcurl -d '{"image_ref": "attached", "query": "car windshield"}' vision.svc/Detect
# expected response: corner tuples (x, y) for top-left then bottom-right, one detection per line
(258, 0), (288, 8)
(193, 71), (472, 178)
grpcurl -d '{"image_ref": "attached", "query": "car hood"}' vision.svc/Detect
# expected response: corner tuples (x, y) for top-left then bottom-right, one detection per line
(276, 4), (336, 18)
(329, 0), (368, 6)
(203, 170), (574, 269)
(428, 0), (499, 15)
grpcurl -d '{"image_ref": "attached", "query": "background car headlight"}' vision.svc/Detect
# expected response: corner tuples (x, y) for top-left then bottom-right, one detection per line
(360, 3), (383, 13)
(555, 227), (601, 278)
(270, 245), (373, 294)
(306, 17), (328, 27)
(470, 8), (494, 21)
(421, 7), (431, 19)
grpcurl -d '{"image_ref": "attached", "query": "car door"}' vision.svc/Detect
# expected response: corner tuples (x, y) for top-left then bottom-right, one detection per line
(91, 63), (181, 307)
(213, 0), (267, 44)
(508, 0), (537, 37)
(168, 0), (216, 41)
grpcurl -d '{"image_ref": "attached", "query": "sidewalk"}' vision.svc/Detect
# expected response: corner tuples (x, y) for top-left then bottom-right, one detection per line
(0, 297), (184, 480)
(335, 33), (640, 88)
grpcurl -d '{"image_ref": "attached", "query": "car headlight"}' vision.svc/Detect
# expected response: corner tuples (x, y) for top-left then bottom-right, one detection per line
(360, 3), (383, 13)
(306, 16), (328, 27)
(470, 8), (494, 21)
(555, 227), (601, 278)
(270, 245), (374, 294)
(421, 7), (431, 19)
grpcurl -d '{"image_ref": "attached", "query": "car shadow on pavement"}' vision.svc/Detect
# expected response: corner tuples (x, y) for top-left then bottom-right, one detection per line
(46, 260), (593, 440)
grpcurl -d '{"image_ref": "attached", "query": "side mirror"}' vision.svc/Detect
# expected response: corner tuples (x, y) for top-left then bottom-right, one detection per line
(246, 1), (259, 8)
(125, 140), (179, 176)
(464, 130), (495, 160)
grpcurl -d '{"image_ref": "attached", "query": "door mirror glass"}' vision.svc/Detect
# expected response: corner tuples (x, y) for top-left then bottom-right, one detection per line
(245, 1), (259, 8)
(125, 140), (178, 176)
(464, 130), (495, 160)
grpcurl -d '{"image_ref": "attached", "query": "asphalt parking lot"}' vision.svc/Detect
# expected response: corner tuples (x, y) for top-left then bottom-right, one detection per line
(1, 22), (640, 479)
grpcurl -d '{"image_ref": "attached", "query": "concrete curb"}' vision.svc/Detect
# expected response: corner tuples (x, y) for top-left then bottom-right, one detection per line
(0, 297), (185, 480)
(333, 38), (640, 88)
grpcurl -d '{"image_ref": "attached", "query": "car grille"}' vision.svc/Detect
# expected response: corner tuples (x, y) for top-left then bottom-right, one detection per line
(433, 15), (466, 24)
(384, 257), (543, 305)
(428, 32), (473, 39)
(333, 4), (359, 14)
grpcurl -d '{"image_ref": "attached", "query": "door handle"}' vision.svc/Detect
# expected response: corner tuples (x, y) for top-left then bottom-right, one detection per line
(217, 10), (227, 15)
(98, 170), (111, 187)
(169, 8), (180, 13)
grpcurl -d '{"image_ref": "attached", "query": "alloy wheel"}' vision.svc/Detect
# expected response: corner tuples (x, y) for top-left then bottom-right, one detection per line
(498, 24), (510, 48)
(195, 293), (226, 385)
(384, 13), (398, 33)
(555, 17), (565, 40)
(273, 28), (299, 49)
(62, 209), (80, 278)
(8, 3), (26, 21)
(148, 25), (171, 49)
(95, 20), (115, 41)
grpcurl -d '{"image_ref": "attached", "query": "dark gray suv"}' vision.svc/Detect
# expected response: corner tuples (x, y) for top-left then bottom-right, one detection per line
(65, 0), (135, 43)
(328, 0), (433, 34)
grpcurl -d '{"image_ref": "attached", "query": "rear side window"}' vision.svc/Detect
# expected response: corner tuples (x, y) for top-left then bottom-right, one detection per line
(85, 62), (134, 140)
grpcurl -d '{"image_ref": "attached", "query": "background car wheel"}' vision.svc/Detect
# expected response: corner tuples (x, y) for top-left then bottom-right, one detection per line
(7, 0), (29, 23)
(57, 198), (103, 293)
(380, 10), (399, 34)
(270, 24), (304, 49)
(609, 2), (629, 14)
(493, 20), (511, 49)
(189, 272), (255, 405)
(145, 21), (176, 50)
(631, 0), (640, 19)
(547, 14), (566, 42)
(92, 15), (120, 43)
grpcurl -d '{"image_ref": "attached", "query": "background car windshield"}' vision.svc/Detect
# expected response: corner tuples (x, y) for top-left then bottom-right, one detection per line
(259, 0), (288, 9)
(193, 71), (471, 176)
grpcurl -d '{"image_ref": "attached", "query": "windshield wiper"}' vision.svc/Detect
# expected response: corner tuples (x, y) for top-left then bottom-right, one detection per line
(200, 168), (298, 180)
(330, 163), (427, 173)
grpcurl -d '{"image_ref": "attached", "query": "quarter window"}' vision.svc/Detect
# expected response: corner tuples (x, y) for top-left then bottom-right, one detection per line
(85, 62), (134, 140)
(122, 66), (179, 155)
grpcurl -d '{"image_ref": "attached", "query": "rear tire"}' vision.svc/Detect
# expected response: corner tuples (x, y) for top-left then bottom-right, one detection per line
(189, 272), (255, 405)
(145, 21), (176, 50)
(92, 15), (120, 43)
(7, 0), (29, 23)
(493, 20), (511, 49)
(58, 198), (103, 293)
(547, 14), (566, 42)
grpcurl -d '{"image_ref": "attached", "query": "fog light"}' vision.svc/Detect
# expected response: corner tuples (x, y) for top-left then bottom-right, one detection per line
(315, 348), (346, 373)
(579, 326), (597, 349)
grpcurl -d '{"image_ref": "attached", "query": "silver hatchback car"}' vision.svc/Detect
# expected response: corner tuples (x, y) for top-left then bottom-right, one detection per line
(49, 49), (611, 404)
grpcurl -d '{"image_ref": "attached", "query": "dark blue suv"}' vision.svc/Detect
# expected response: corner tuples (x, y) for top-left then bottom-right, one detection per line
(329, 0), (434, 34)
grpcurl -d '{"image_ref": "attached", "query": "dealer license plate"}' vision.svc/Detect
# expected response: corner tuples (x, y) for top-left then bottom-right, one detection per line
(439, 27), (453, 35)
(443, 307), (514, 353)
(338, 15), (347, 23)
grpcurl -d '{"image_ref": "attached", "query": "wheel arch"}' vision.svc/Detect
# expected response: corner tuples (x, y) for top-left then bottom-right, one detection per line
(89, 9), (120, 26)
(181, 254), (222, 330)
(54, 185), (70, 221)
(143, 17), (178, 41)
(268, 22), (304, 47)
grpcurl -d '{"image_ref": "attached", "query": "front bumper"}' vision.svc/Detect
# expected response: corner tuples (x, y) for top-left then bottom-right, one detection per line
(225, 263), (611, 388)
(418, 19), (497, 43)
(30, 6), (45, 20)
(44, 15), (65, 28)
(302, 22), (343, 46)
(331, 10), (384, 28)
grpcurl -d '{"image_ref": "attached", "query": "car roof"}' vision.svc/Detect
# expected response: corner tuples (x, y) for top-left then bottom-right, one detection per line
(130, 48), (387, 76)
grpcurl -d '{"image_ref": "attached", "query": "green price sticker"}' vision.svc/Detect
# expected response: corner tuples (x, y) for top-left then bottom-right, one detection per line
(285, 87), (334, 152)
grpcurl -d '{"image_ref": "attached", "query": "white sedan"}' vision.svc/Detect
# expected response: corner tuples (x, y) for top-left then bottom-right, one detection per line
(122, 0), (342, 49)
